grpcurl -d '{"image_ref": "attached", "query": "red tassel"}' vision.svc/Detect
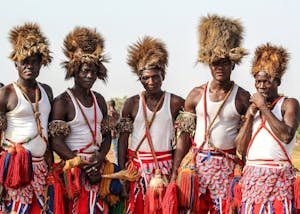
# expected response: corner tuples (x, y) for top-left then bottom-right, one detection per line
(73, 167), (81, 196)
(76, 188), (89, 214)
(294, 176), (300, 209)
(162, 181), (178, 214)
(177, 169), (198, 209)
(4, 150), (16, 188)
(144, 186), (165, 214)
(233, 182), (242, 208)
(0, 151), (7, 184)
(65, 169), (75, 199)
(54, 179), (64, 214)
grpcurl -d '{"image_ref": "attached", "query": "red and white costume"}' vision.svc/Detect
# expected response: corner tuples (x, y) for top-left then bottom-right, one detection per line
(2, 83), (51, 213)
(126, 92), (174, 214)
(241, 96), (296, 214)
(193, 81), (241, 213)
(64, 89), (108, 214)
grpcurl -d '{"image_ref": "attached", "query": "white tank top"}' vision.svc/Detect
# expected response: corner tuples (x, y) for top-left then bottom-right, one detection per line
(65, 90), (103, 153)
(194, 81), (240, 150)
(247, 97), (296, 161)
(130, 92), (174, 152)
(4, 82), (51, 157)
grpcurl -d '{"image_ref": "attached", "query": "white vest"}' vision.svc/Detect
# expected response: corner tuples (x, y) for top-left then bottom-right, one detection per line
(247, 97), (296, 161)
(4, 83), (51, 157)
(194, 81), (240, 150)
(65, 90), (103, 153)
(130, 92), (174, 152)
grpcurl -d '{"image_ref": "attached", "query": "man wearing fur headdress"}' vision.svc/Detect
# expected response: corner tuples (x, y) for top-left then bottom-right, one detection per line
(236, 43), (300, 213)
(170, 15), (250, 213)
(0, 23), (53, 213)
(49, 27), (113, 213)
(117, 36), (184, 213)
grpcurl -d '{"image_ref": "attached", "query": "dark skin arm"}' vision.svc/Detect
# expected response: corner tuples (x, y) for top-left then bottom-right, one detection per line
(170, 85), (204, 182)
(40, 83), (54, 166)
(118, 95), (139, 170)
(170, 94), (185, 122)
(50, 92), (78, 160)
(251, 93), (300, 144)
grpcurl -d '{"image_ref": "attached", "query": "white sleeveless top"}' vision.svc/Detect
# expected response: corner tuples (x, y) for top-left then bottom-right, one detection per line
(4, 83), (51, 157)
(247, 97), (296, 161)
(65, 90), (103, 153)
(129, 92), (174, 152)
(194, 81), (240, 150)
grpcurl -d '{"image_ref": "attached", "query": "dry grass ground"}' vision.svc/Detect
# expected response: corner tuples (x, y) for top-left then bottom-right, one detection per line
(292, 141), (300, 169)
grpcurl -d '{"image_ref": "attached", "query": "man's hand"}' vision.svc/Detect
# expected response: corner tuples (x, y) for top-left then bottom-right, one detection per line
(250, 93), (268, 110)
(247, 103), (259, 117)
(84, 151), (105, 184)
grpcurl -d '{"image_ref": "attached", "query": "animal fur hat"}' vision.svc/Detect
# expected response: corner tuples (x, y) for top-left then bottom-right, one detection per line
(62, 26), (108, 81)
(252, 43), (289, 79)
(198, 14), (247, 65)
(9, 23), (52, 66)
(127, 36), (168, 79)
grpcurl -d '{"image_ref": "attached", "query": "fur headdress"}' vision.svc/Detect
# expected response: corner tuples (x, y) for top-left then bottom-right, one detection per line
(9, 23), (52, 66)
(62, 27), (108, 81)
(198, 14), (247, 65)
(127, 36), (168, 78)
(252, 43), (289, 79)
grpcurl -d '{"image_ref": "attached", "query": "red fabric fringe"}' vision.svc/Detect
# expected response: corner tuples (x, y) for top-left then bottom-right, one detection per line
(4, 152), (16, 188)
(48, 166), (65, 214)
(294, 176), (300, 210)
(162, 181), (178, 214)
(65, 167), (81, 199)
(144, 186), (165, 214)
(75, 188), (89, 214)
(0, 151), (7, 184)
(177, 170), (198, 210)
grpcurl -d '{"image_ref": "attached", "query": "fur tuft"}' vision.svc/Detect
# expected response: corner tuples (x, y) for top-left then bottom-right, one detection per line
(127, 36), (168, 78)
(252, 43), (289, 79)
(62, 27), (108, 81)
(198, 14), (247, 65)
(9, 23), (52, 66)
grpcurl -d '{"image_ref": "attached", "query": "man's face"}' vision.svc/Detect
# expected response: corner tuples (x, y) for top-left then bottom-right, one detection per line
(254, 71), (279, 98)
(74, 63), (98, 89)
(139, 69), (163, 94)
(209, 58), (234, 82)
(15, 54), (42, 81)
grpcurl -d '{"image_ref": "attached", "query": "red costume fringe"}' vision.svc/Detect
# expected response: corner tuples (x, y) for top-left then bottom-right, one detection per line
(294, 176), (300, 210)
(144, 186), (165, 214)
(162, 181), (178, 214)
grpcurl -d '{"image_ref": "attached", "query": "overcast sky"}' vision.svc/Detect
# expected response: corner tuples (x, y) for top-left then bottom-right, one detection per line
(0, 0), (299, 101)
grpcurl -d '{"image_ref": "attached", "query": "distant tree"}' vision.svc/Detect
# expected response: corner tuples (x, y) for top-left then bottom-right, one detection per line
(297, 126), (300, 141)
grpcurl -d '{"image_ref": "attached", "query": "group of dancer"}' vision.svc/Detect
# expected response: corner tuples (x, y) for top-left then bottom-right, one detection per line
(0, 14), (299, 214)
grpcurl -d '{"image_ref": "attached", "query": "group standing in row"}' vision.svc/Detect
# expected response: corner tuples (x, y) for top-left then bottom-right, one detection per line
(0, 14), (299, 214)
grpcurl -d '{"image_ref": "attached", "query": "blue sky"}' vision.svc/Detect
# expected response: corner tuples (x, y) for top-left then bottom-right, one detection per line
(0, 0), (299, 100)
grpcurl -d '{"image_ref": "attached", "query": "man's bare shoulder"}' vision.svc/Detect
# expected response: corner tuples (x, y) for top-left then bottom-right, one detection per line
(283, 97), (300, 111)
(170, 93), (184, 108)
(53, 91), (72, 108)
(91, 91), (108, 115)
(0, 83), (14, 97)
(122, 95), (139, 117)
(124, 95), (139, 107)
(39, 82), (54, 101)
(92, 91), (106, 104)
